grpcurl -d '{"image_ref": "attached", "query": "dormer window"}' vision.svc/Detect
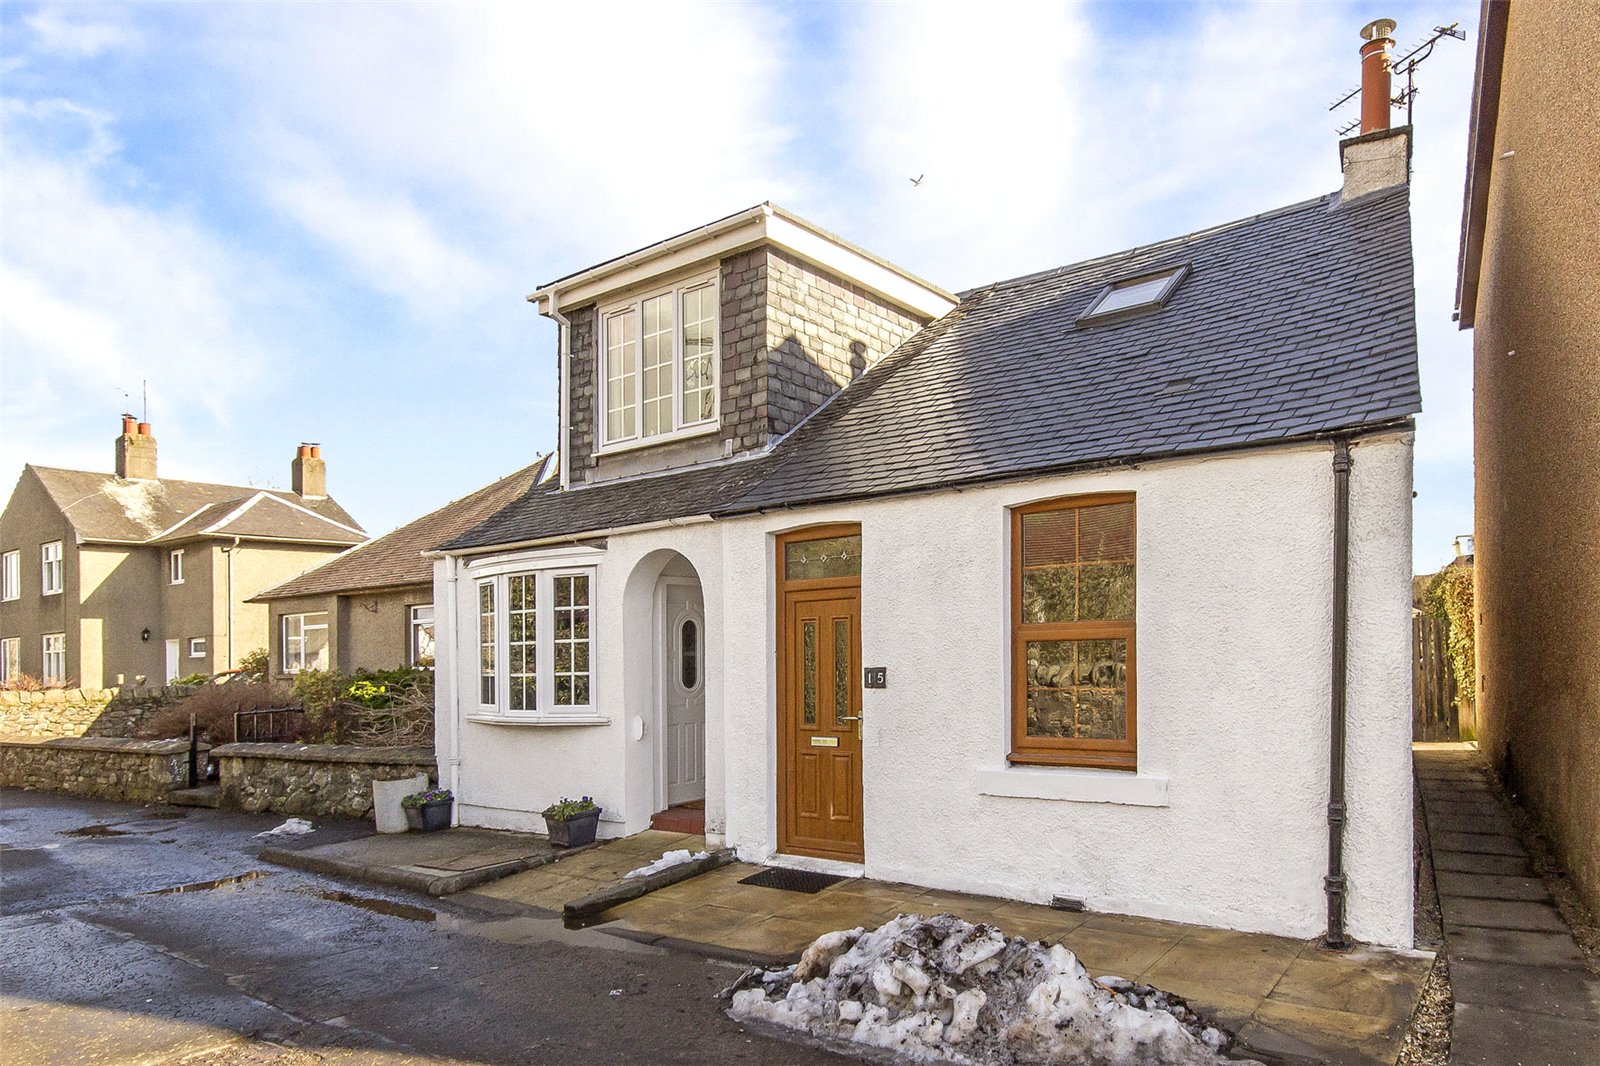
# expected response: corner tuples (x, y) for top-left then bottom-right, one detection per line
(1078, 265), (1189, 324)
(599, 273), (720, 450)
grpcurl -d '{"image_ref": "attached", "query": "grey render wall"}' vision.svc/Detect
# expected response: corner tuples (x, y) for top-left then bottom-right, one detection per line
(267, 585), (431, 678)
(1, 471), (82, 683)
(565, 245), (928, 485)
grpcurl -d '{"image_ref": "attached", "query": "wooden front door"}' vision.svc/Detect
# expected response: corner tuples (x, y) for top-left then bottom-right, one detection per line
(777, 527), (864, 862)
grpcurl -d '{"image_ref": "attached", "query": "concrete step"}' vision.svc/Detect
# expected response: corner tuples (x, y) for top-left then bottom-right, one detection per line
(167, 785), (221, 809)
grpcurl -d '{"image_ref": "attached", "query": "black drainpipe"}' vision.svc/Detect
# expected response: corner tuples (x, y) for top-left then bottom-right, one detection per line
(1324, 438), (1352, 949)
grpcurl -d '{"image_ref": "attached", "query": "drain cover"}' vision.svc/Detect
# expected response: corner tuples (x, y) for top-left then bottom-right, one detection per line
(738, 867), (847, 894)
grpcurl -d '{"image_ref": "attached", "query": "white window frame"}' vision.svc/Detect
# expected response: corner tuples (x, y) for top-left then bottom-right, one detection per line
(41, 633), (66, 683)
(281, 612), (330, 674)
(469, 563), (598, 722)
(0, 637), (19, 683)
(41, 541), (63, 596)
(1, 550), (18, 601)
(409, 604), (435, 666)
(596, 272), (721, 454)
(189, 637), (207, 659)
(169, 549), (185, 585)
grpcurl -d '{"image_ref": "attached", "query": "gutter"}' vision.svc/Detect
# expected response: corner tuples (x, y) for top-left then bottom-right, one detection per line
(1454, 0), (1510, 329)
(1324, 438), (1353, 949)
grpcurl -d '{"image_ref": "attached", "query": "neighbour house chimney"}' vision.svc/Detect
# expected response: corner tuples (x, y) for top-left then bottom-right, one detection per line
(292, 443), (326, 498)
(115, 414), (158, 480)
(1339, 19), (1411, 203)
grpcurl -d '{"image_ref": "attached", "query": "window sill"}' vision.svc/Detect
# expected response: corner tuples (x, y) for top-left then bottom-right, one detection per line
(465, 713), (610, 728)
(594, 421), (719, 458)
(976, 766), (1168, 807)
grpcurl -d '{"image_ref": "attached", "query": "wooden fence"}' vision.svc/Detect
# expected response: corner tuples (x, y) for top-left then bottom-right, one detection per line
(1412, 611), (1459, 741)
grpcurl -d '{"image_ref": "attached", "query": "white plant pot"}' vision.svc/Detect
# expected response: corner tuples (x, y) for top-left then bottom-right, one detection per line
(373, 773), (429, 833)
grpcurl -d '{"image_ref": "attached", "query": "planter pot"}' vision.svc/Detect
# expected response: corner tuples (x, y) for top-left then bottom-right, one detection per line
(417, 799), (453, 832)
(404, 807), (423, 831)
(372, 773), (429, 834)
(546, 809), (601, 848)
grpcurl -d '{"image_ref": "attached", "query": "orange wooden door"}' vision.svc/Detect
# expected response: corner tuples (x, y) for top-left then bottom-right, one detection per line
(779, 588), (864, 861)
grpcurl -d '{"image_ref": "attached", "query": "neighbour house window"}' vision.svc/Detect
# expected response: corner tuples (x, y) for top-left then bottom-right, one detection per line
(282, 612), (330, 673)
(189, 637), (206, 659)
(475, 569), (594, 717)
(599, 274), (719, 448)
(41, 541), (63, 595)
(1078, 266), (1188, 323)
(169, 549), (184, 584)
(1, 550), (18, 601)
(1011, 494), (1137, 770)
(41, 633), (66, 684)
(409, 604), (435, 666)
(0, 638), (19, 683)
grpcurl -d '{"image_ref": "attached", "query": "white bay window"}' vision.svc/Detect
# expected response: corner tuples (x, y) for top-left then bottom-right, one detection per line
(475, 568), (595, 719)
(599, 274), (719, 449)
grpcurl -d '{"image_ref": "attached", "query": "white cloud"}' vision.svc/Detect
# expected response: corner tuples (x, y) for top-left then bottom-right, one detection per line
(24, 7), (142, 58)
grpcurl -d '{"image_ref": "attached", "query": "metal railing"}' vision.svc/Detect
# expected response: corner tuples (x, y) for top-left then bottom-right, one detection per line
(233, 707), (306, 743)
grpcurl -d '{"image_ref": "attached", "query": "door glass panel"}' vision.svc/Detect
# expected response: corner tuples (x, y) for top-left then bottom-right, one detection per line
(802, 619), (817, 725)
(784, 535), (862, 581)
(680, 618), (699, 690)
(832, 617), (850, 725)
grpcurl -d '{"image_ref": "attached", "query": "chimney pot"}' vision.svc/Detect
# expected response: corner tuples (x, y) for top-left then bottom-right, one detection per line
(137, 422), (152, 437)
(310, 445), (321, 459)
(121, 414), (137, 436)
(115, 418), (157, 479)
(1358, 18), (1397, 135)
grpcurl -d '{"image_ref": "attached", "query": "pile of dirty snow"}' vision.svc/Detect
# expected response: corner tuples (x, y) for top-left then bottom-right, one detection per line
(255, 817), (315, 838)
(624, 849), (709, 879)
(724, 913), (1251, 1066)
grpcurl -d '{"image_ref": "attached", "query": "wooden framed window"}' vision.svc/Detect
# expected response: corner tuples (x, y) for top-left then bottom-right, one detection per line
(1010, 493), (1136, 769)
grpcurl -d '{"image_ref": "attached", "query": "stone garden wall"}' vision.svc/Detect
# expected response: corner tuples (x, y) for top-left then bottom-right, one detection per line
(212, 743), (436, 819)
(0, 687), (189, 740)
(0, 737), (206, 804)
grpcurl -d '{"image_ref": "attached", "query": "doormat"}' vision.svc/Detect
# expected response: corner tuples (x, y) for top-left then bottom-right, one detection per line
(738, 867), (847, 894)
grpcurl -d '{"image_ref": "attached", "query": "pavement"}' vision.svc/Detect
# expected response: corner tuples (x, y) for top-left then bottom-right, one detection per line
(0, 788), (848, 1065)
(1414, 743), (1600, 1065)
(464, 847), (1434, 1065)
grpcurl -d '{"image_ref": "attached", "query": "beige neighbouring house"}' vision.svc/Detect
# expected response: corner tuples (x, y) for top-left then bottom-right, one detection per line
(0, 417), (365, 690)
(252, 456), (551, 679)
(1455, 0), (1600, 915)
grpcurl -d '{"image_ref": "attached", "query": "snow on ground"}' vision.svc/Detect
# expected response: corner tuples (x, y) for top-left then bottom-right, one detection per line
(255, 817), (315, 838)
(724, 913), (1254, 1066)
(624, 849), (709, 879)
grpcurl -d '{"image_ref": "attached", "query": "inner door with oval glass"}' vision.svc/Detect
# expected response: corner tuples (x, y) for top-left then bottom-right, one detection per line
(777, 527), (864, 863)
(662, 581), (705, 806)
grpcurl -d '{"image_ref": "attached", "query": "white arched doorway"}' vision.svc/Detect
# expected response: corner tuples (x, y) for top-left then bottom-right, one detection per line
(659, 566), (705, 808)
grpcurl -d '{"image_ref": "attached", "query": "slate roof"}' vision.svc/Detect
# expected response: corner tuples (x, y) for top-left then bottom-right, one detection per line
(443, 187), (1419, 553)
(255, 458), (552, 600)
(26, 466), (366, 546)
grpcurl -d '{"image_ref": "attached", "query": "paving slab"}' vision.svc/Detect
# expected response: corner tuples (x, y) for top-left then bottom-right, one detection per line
(261, 827), (580, 896)
(1435, 830), (1529, 856)
(1449, 959), (1600, 1019)
(1435, 869), (1552, 901)
(1427, 810), (1517, 835)
(1450, 1002), (1600, 1066)
(1447, 925), (1592, 967)
(1441, 896), (1574, 934)
(1433, 849), (1534, 876)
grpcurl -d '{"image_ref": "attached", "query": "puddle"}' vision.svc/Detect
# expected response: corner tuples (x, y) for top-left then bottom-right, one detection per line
(435, 913), (664, 956)
(62, 825), (131, 837)
(147, 870), (270, 895)
(317, 891), (437, 922)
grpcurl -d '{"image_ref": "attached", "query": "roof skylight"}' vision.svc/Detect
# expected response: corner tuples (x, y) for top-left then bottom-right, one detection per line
(1079, 266), (1189, 323)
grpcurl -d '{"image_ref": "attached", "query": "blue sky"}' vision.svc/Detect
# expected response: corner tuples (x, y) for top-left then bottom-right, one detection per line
(1, 1), (1477, 571)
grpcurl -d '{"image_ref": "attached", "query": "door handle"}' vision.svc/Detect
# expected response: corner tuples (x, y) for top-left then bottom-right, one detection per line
(837, 715), (861, 723)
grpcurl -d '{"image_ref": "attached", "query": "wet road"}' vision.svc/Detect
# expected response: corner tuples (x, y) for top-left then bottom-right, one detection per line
(0, 789), (845, 1065)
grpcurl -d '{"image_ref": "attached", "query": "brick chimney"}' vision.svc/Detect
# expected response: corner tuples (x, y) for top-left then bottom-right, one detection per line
(115, 414), (158, 480)
(292, 443), (326, 498)
(1339, 19), (1411, 202)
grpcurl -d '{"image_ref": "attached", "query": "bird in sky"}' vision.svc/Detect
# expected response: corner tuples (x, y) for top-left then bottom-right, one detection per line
(909, 174), (924, 186)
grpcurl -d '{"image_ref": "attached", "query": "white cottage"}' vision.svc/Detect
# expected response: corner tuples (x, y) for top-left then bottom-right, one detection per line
(430, 122), (1420, 948)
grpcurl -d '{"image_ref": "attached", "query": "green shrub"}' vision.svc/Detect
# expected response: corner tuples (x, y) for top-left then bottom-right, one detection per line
(1425, 565), (1476, 704)
(541, 796), (599, 821)
(236, 647), (269, 679)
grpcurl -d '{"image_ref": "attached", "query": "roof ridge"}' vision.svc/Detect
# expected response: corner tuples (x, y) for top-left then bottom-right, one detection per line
(970, 190), (1350, 297)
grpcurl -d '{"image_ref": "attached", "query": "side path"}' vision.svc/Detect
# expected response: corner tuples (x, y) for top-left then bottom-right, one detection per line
(1413, 744), (1600, 1065)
